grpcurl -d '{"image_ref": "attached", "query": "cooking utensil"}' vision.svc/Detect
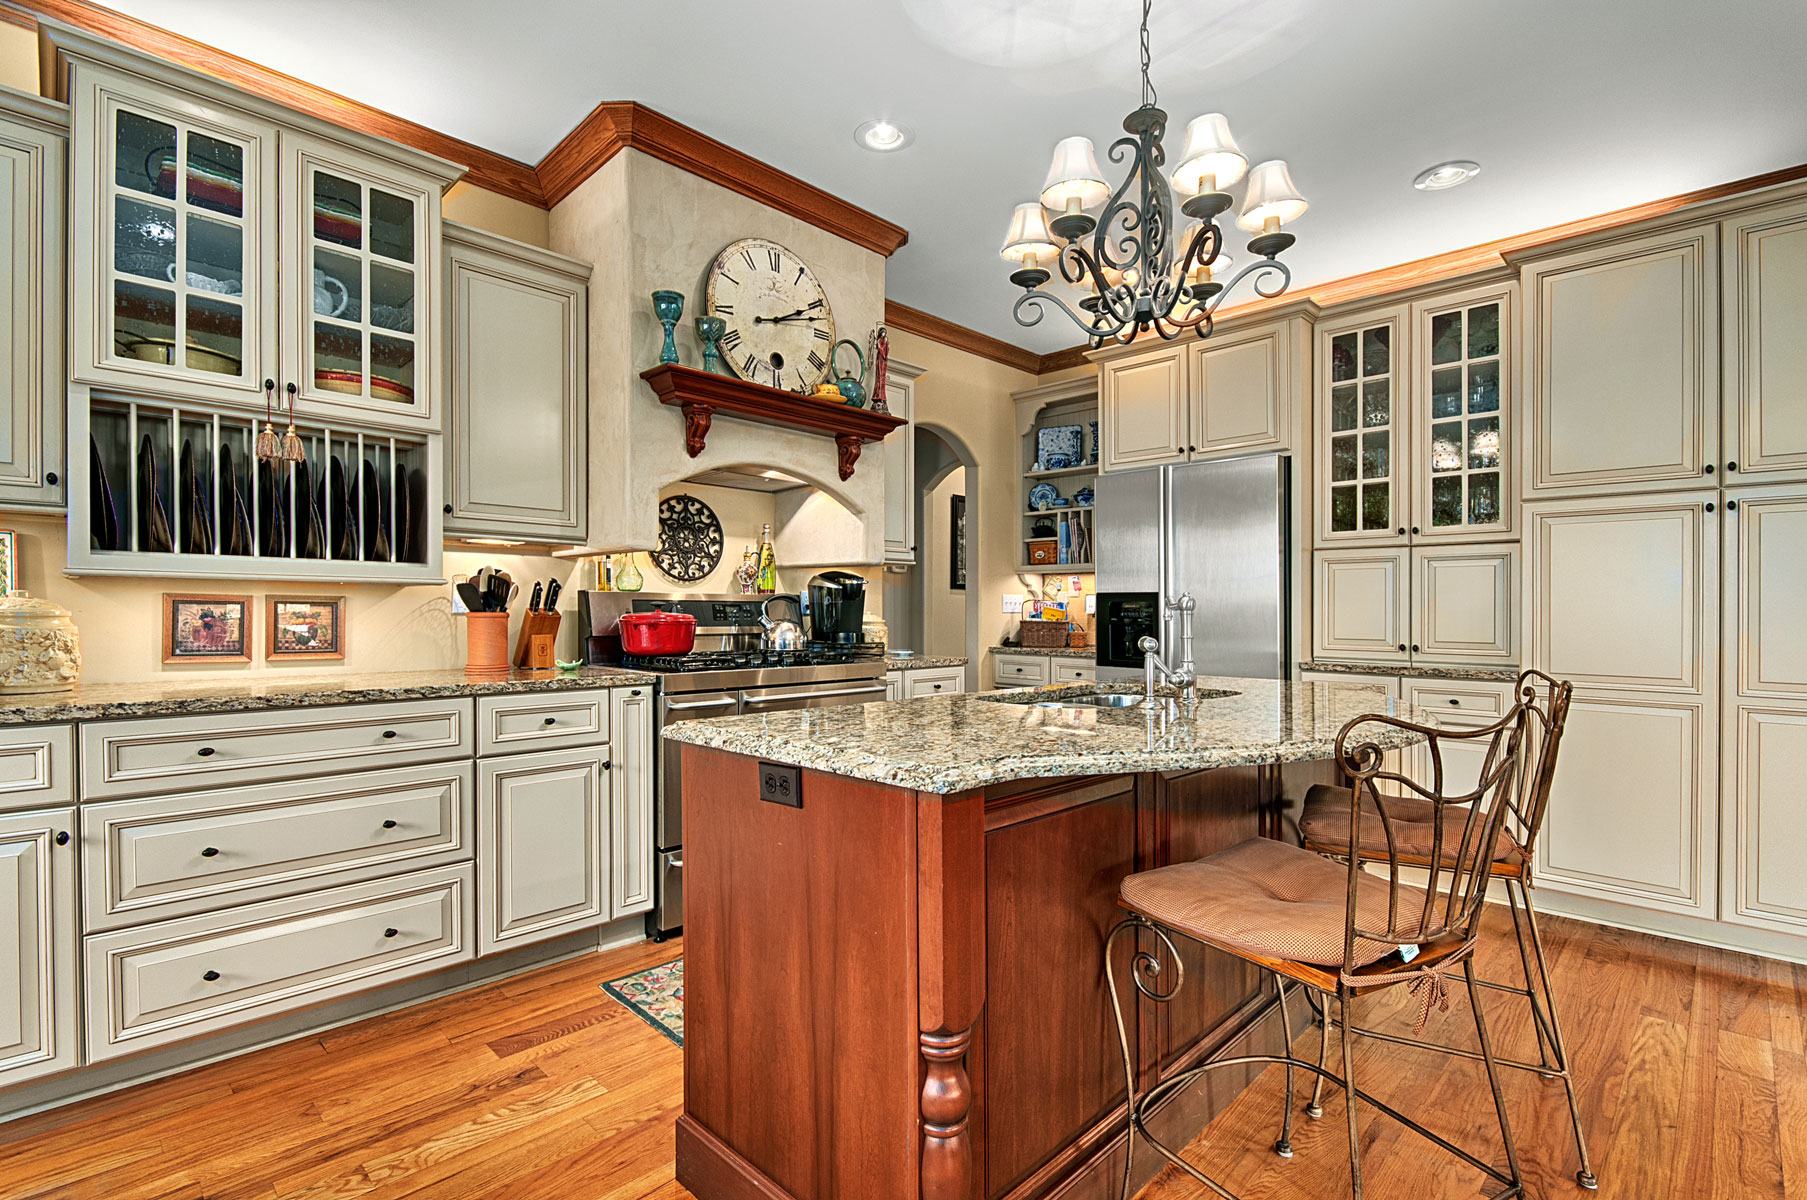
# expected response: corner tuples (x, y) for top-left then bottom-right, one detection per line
(618, 609), (697, 656)
(487, 571), (516, 613)
(455, 579), (484, 613)
(527, 581), (543, 613)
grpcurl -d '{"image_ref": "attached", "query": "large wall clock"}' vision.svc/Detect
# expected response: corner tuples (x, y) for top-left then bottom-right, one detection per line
(704, 237), (836, 393)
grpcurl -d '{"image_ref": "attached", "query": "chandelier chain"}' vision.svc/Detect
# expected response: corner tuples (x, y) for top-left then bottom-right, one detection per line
(1139, 0), (1156, 109)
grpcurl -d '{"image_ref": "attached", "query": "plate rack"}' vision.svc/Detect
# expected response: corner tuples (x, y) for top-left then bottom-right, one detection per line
(67, 386), (443, 582)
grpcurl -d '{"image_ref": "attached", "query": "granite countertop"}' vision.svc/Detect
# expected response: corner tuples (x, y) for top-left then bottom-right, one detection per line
(0, 666), (658, 725)
(1300, 660), (1523, 684)
(662, 675), (1436, 794)
(885, 655), (969, 671)
(991, 645), (1094, 659)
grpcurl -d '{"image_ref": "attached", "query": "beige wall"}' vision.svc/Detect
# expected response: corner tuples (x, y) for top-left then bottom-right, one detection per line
(887, 330), (1039, 653)
(442, 181), (549, 248)
(921, 469), (966, 658)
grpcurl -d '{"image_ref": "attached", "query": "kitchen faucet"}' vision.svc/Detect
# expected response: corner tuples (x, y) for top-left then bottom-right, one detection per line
(1137, 592), (1198, 708)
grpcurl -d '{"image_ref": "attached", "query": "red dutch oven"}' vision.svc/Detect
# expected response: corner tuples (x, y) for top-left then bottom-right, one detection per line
(619, 609), (697, 656)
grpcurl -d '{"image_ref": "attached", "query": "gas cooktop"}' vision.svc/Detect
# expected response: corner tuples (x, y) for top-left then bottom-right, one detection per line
(622, 643), (885, 674)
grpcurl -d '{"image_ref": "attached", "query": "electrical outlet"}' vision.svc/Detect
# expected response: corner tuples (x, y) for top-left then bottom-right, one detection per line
(758, 761), (803, 808)
(1085, 594), (1097, 615)
(1002, 593), (1024, 614)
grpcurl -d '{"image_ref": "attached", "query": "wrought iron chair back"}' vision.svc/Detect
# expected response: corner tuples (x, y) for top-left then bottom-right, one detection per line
(1332, 702), (1532, 974)
(1502, 668), (1574, 878)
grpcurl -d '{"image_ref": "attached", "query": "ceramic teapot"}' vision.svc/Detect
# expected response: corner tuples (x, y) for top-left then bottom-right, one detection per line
(829, 339), (867, 407)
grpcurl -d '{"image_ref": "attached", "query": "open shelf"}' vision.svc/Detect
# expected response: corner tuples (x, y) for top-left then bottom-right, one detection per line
(1019, 562), (1094, 573)
(1024, 464), (1098, 480)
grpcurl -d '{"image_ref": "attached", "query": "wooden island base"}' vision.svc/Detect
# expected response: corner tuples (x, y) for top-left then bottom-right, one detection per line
(675, 745), (1340, 1200)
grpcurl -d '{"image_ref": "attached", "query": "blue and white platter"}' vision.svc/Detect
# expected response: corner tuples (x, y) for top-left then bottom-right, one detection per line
(1036, 424), (1084, 470)
(1028, 482), (1059, 511)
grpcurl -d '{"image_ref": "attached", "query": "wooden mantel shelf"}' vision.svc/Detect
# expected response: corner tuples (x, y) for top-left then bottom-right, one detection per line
(640, 364), (908, 480)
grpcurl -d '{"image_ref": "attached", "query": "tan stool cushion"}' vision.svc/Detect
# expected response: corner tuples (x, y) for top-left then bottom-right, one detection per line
(1299, 783), (1525, 868)
(1118, 837), (1426, 970)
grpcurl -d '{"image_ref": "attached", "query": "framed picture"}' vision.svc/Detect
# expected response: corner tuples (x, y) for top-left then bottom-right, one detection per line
(162, 594), (251, 663)
(949, 493), (967, 591)
(267, 595), (346, 660)
(0, 529), (13, 594)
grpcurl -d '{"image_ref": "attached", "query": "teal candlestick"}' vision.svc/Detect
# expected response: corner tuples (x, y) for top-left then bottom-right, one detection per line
(652, 290), (685, 365)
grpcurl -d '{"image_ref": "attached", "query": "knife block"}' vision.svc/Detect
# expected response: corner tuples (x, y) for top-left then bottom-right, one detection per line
(513, 610), (561, 669)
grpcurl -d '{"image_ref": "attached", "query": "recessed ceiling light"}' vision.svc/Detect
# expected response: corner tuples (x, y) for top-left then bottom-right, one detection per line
(1414, 160), (1481, 191)
(855, 119), (914, 153)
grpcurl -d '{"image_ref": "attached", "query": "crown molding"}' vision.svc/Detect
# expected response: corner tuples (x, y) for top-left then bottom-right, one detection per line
(885, 300), (1042, 374)
(538, 101), (907, 257)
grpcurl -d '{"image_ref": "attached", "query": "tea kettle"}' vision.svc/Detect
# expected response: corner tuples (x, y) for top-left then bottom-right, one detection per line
(760, 595), (806, 651)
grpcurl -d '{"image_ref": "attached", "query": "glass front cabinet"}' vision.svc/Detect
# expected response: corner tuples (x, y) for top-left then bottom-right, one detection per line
(1315, 279), (1515, 547)
(65, 54), (455, 435)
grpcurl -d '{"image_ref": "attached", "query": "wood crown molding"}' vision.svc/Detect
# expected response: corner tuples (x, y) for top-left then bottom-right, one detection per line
(3, 2), (910, 257)
(538, 102), (908, 257)
(884, 300), (1043, 375)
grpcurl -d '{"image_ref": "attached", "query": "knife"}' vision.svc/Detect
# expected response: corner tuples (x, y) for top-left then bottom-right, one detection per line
(527, 581), (544, 613)
(544, 579), (562, 611)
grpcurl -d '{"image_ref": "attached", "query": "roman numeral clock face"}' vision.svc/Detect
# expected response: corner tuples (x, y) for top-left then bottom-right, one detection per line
(704, 238), (836, 392)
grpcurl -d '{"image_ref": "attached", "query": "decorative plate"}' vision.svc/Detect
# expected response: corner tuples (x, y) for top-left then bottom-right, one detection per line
(1037, 424), (1084, 470)
(652, 493), (724, 583)
(1029, 482), (1059, 511)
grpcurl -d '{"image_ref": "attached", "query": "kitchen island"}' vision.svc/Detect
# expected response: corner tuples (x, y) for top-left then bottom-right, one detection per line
(662, 677), (1434, 1200)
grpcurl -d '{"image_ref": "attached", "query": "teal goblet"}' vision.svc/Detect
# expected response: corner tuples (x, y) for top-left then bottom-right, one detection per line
(695, 315), (729, 376)
(651, 290), (685, 365)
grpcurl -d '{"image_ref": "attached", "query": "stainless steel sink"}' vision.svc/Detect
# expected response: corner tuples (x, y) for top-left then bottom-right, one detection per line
(1061, 692), (1148, 708)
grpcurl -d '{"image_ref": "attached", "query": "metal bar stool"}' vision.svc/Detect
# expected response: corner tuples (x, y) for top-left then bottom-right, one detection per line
(1104, 703), (1532, 1200)
(1296, 670), (1595, 1190)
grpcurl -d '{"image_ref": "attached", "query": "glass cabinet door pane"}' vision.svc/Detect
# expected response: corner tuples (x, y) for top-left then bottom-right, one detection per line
(186, 294), (242, 374)
(1468, 360), (1500, 413)
(314, 248), (362, 322)
(116, 111), (177, 198)
(115, 279), (176, 353)
(1431, 421), (1463, 473)
(1331, 332), (1357, 382)
(314, 173), (362, 250)
(1362, 380), (1390, 427)
(315, 322), (363, 393)
(1430, 367), (1461, 418)
(1419, 298), (1507, 535)
(186, 133), (243, 218)
(186, 214), (242, 295)
(369, 264), (414, 332)
(1430, 310), (1462, 363)
(1331, 486), (1357, 532)
(1362, 483), (1389, 530)
(1467, 304), (1500, 357)
(1362, 431), (1389, 479)
(1431, 476), (1463, 526)
(115, 197), (176, 282)
(1331, 384), (1358, 431)
(1361, 326), (1389, 376)
(1468, 473), (1501, 524)
(370, 190), (415, 263)
(1468, 416), (1500, 469)
(1331, 435), (1358, 482)
(371, 334), (415, 405)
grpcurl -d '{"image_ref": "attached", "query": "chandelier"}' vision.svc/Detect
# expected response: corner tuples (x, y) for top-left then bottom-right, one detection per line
(1001, 0), (1308, 346)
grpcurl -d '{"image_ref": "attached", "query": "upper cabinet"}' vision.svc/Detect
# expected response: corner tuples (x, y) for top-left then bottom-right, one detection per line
(1722, 198), (1807, 482)
(1519, 222), (1718, 497)
(881, 360), (924, 564)
(443, 222), (590, 544)
(1096, 306), (1308, 474)
(56, 32), (462, 434)
(0, 90), (67, 511)
(1317, 305), (1404, 543)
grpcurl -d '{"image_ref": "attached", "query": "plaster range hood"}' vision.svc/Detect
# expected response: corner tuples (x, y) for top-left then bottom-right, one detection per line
(686, 466), (810, 493)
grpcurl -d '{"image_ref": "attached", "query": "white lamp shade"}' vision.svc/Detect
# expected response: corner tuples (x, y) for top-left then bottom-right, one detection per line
(1040, 136), (1111, 211)
(1000, 202), (1060, 265)
(1171, 113), (1248, 195)
(1237, 160), (1308, 231)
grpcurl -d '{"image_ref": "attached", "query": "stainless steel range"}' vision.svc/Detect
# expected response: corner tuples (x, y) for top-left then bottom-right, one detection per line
(577, 592), (886, 941)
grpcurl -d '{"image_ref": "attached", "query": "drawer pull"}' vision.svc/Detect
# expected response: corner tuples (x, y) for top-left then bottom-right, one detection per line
(196, 747), (216, 757)
(383, 927), (399, 939)
(54, 831), (69, 846)
(601, 759), (612, 771)
(382, 819), (399, 829)
(932, 683), (943, 690)
(543, 717), (558, 726)
(382, 730), (398, 740)
(1448, 699), (1461, 706)
(202, 970), (221, 982)
(200, 846), (220, 857)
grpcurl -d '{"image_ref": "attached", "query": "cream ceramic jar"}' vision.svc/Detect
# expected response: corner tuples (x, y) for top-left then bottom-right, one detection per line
(0, 592), (82, 694)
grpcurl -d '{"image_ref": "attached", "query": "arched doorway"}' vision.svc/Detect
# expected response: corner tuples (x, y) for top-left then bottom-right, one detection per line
(883, 423), (979, 687)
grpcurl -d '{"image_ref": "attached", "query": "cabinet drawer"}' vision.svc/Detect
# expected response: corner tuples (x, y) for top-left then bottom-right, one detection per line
(82, 762), (474, 930)
(904, 668), (965, 698)
(1405, 682), (1512, 724)
(477, 691), (609, 756)
(79, 699), (472, 800)
(993, 655), (1052, 687)
(1053, 662), (1096, 684)
(0, 724), (74, 812)
(84, 864), (473, 1061)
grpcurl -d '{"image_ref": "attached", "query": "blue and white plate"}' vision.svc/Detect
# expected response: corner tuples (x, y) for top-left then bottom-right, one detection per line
(1037, 424), (1084, 470)
(1051, 497), (1071, 508)
(1028, 482), (1059, 511)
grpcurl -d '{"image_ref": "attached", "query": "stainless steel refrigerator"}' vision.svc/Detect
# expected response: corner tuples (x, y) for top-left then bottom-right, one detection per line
(1092, 452), (1291, 682)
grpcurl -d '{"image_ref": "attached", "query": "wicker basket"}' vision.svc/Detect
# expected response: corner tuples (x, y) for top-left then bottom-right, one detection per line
(1026, 539), (1058, 565)
(1020, 620), (1071, 648)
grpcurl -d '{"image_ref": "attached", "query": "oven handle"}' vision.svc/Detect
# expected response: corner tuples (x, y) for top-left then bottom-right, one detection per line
(662, 696), (739, 712)
(742, 684), (888, 705)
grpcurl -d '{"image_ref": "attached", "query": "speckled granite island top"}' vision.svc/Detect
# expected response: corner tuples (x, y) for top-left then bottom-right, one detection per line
(662, 675), (1437, 794)
(0, 666), (658, 725)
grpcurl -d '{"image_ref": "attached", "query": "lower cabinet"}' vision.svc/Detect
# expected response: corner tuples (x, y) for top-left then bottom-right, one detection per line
(1314, 544), (1516, 668)
(83, 864), (474, 1062)
(609, 686), (654, 918)
(0, 806), (77, 1087)
(1051, 660), (1096, 685)
(992, 653), (1053, 690)
(1402, 680), (1513, 795)
(903, 666), (965, 698)
(1721, 702), (1807, 935)
(477, 745), (610, 956)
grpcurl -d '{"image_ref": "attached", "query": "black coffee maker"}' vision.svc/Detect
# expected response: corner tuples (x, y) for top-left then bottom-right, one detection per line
(806, 571), (867, 645)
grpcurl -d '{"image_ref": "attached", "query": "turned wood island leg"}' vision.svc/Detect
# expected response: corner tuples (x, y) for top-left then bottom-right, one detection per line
(917, 791), (986, 1200)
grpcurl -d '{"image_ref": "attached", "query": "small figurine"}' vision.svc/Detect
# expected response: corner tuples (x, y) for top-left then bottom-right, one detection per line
(869, 326), (890, 413)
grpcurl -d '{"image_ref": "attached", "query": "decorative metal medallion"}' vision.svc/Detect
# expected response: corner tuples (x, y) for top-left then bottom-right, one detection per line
(652, 494), (724, 583)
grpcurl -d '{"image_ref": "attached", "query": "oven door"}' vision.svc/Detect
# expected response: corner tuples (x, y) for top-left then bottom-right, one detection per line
(656, 690), (740, 848)
(738, 679), (889, 714)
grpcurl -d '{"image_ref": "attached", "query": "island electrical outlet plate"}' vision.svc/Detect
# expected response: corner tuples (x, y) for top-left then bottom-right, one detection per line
(759, 761), (802, 808)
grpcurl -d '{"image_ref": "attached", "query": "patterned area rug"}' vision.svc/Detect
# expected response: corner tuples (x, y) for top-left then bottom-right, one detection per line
(602, 958), (684, 1045)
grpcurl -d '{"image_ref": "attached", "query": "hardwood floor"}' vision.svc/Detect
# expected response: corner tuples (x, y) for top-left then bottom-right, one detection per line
(2, 907), (1802, 1200)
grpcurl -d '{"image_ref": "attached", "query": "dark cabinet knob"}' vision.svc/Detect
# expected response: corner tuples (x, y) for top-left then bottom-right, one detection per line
(1188, 445), (1197, 452)
(1448, 698), (1460, 706)
(45, 471), (57, 485)
(543, 717), (557, 726)
(1727, 461), (1738, 472)
(286, 382), (297, 396)
(196, 746), (216, 757)
(1727, 500), (1739, 511)
(630, 689), (642, 697)
(932, 683), (942, 690)
(1396, 528), (1405, 536)
(1705, 464), (1715, 474)
(382, 730), (398, 739)
(382, 819), (398, 829)
(601, 759), (613, 771)
(54, 831), (69, 845)
(383, 927), (399, 938)
(202, 970), (221, 982)
(1705, 503), (1715, 513)
(1411, 644), (1420, 652)
(1410, 526), (1420, 535)
(200, 846), (219, 857)
(443, 503), (452, 514)
(1397, 644), (1407, 652)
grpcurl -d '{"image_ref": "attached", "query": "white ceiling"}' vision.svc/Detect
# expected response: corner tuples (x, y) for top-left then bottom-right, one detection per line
(103, 0), (1807, 353)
